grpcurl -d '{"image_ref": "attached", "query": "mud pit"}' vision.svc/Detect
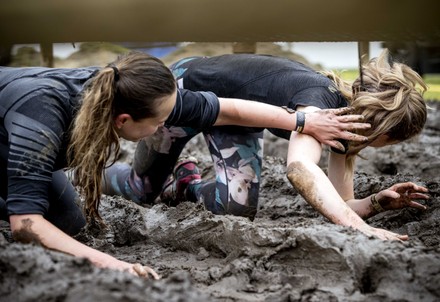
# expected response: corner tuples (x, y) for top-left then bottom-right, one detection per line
(1, 101), (439, 301)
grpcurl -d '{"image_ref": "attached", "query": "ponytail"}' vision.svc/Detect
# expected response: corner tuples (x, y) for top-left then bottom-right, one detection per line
(68, 51), (176, 224)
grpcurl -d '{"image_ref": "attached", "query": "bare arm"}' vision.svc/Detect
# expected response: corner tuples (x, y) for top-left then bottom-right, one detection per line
(326, 146), (429, 219)
(345, 182), (429, 219)
(214, 98), (370, 152)
(9, 214), (159, 279)
(285, 107), (409, 241)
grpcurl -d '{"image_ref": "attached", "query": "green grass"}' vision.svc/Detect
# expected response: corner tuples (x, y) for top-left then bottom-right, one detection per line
(77, 42), (129, 54)
(334, 69), (440, 101)
(424, 74), (440, 101)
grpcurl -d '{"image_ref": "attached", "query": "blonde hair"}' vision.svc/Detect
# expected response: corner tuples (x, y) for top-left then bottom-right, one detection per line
(321, 49), (427, 172)
(68, 51), (176, 223)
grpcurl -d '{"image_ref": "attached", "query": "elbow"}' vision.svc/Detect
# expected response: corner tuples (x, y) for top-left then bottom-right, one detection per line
(287, 160), (324, 214)
(286, 161), (301, 186)
(286, 161), (314, 194)
(286, 160), (322, 210)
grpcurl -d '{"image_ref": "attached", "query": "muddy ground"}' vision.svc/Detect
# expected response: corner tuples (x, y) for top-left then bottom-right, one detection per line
(1, 44), (439, 301)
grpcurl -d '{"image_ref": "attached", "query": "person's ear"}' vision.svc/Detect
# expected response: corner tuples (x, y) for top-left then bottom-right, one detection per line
(114, 113), (131, 129)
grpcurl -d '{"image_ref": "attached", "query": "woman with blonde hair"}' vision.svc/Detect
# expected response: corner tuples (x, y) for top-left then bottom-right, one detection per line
(287, 50), (429, 240)
(104, 50), (429, 241)
(0, 51), (367, 278)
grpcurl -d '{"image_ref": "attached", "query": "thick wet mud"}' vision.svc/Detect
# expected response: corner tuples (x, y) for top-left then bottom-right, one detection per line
(1, 102), (439, 301)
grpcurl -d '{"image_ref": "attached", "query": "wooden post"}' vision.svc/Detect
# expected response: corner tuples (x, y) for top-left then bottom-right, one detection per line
(40, 43), (54, 67)
(357, 41), (370, 67)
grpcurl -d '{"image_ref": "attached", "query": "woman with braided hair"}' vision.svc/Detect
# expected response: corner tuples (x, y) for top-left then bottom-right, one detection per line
(0, 51), (368, 278)
(104, 49), (430, 241)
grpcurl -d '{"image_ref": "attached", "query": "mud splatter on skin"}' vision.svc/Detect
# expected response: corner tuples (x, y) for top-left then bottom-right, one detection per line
(286, 161), (348, 225)
(12, 218), (45, 246)
(287, 161), (323, 216)
(286, 161), (317, 204)
(12, 218), (73, 255)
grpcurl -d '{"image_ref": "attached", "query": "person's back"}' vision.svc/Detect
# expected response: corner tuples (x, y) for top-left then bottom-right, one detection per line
(0, 66), (96, 94)
(174, 54), (348, 139)
(176, 54), (338, 102)
(0, 66), (96, 234)
(0, 66), (96, 168)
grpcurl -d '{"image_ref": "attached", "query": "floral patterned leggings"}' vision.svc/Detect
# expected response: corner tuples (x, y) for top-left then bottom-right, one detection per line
(104, 126), (264, 219)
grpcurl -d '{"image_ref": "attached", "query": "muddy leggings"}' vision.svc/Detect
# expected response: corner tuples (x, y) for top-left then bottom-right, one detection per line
(103, 126), (264, 219)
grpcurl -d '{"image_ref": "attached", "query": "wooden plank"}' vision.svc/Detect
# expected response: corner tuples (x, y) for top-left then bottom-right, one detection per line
(1, 0), (439, 44)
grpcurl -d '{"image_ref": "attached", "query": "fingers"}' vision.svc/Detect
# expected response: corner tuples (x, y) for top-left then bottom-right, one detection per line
(323, 107), (355, 116)
(408, 192), (430, 200)
(409, 201), (427, 210)
(394, 183), (430, 200)
(321, 108), (371, 133)
(382, 231), (408, 241)
(395, 234), (409, 241)
(337, 131), (368, 142)
(323, 133), (367, 150)
(322, 107), (368, 122)
(320, 108), (368, 124)
(337, 115), (368, 124)
(304, 110), (370, 145)
(144, 266), (161, 280)
(133, 263), (161, 280)
(322, 140), (346, 152)
(366, 226), (409, 241)
(340, 121), (371, 131)
(133, 263), (147, 277)
(336, 115), (370, 133)
(411, 184), (429, 193)
(381, 190), (400, 200)
(392, 182), (429, 193)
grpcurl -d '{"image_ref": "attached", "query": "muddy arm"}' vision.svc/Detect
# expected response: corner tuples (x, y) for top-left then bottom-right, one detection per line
(286, 132), (366, 226)
(9, 214), (153, 275)
(345, 182), (429, 219)
(286, 130), (409, 241)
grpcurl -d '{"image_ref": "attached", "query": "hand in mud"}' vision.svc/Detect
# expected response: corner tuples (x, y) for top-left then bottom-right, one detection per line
(361, 225), (409, 241)
(303, 107), (370, 152)
(376, 182), (429, 211)
(132, 263), (161, 280)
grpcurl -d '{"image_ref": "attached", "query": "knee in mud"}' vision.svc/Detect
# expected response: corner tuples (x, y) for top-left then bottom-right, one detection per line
(227, 200), (257, 220)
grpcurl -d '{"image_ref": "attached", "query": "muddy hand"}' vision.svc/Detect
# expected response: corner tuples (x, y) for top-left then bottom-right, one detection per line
(303, 107), (370, 152)
(361, 225), (409, 241)
(376, 182), (430, 211)
(132, 263), (161, 280)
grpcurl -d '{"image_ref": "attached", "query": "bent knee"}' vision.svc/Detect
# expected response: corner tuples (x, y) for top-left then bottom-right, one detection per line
(227, 200), (257, 220)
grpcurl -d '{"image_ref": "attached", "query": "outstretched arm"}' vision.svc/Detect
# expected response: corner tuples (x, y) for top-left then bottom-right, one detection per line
(285, 110), (409, 241)
(214, 98), (369, 152)
(346, 182), (429, 219)
(4, 107), (159, 279)
(9, 214), (160, 279)
(326, 149), (429, 219)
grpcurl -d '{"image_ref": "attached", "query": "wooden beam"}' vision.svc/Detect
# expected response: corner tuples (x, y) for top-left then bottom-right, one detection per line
(233, 42), (257, 54)
(1, 0), (439, 44)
